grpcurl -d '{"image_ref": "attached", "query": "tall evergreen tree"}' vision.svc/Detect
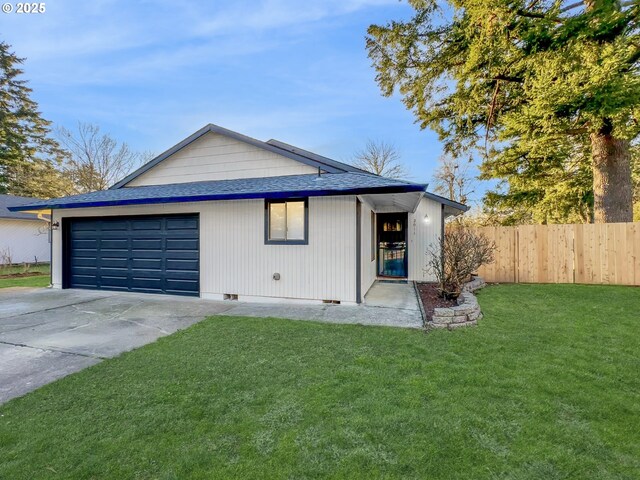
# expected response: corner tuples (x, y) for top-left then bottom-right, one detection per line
(0, 41), (72, 198)
(367, 0), (639, 223)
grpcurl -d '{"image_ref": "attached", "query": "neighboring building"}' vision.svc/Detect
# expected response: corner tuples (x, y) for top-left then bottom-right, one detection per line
(10, 124), (467, 304)
(0, 194), (50, 265)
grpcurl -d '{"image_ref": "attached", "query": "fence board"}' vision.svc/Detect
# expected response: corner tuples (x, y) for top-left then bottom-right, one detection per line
(473, 222), (640, 286)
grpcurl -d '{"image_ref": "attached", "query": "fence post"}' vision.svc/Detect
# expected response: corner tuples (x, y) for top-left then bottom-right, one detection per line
(515, 227), (519, 283)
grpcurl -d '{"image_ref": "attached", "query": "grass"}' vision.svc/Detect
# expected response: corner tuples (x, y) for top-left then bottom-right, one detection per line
(0, 263), (50, 288)
(0, 284), (638, 479)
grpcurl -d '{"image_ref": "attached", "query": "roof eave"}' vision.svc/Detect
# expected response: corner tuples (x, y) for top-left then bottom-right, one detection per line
(422, 191), (469, 213)
(9, 185), (427, 212)
(0, 214), (44, 221)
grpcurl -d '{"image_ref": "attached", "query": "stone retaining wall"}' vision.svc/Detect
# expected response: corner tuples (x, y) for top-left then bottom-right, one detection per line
(427, 276), (486, 330)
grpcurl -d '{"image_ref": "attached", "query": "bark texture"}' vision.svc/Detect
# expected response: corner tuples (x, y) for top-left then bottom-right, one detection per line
(590, 131), (633, 223)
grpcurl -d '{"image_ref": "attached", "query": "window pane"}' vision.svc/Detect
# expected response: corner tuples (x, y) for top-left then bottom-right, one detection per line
(286, 201), (305, 240)
(269, 203), (286, 240)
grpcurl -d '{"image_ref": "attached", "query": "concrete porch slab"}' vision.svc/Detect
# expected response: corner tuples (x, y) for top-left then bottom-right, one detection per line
(364, 281), (420, 311)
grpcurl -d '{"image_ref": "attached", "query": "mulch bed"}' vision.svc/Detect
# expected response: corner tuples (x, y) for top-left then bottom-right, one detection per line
(416, 282), (457, 321)
(0, 272), (46, 279)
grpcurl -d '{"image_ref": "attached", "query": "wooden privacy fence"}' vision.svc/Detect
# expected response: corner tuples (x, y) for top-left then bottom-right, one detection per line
(471, 223), (640, 285)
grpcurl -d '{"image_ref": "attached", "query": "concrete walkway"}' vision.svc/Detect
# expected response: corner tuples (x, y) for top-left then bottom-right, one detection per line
(223, 281), (422, 328)
(364, 281), (421, 310)
(0, 285), (422, 404)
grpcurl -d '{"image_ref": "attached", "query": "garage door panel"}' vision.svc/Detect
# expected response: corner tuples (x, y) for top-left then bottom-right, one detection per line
(70, 231), (100, 239)
(131, 258), (162, 269)
(72, 257), (99, 267)
(166, 238), (199, 250)
(130, 269), (166, 278)
(66, 214), (199, 296)
(99, 258), (129, 268)
(166, 279), (199, 292)
(131, 277), (162, 289)
(131, 219), (162, 230)
(71, 221), (101, 232)
(103, 220), (129, 231)
(72, 239), (98, 249)
(100, 276), (130, 287)
(131, 238), (163, 250)
(165, 251), (199, 260)
(99, 267), (129, 276)
(70, 266), (100, 276)
(166, 217), (198, 230)
(166, 259), (199, 271)
(71, 273), (98, 287)
(100, 239), (129, 250)
(164, 270), (199, 281)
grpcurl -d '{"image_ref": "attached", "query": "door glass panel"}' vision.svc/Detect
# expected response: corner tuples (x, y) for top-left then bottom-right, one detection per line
(286, 201), (305, 240)
(269, 203), (286, 240)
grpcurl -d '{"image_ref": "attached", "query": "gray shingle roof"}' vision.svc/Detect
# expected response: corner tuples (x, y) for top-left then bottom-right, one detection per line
(9, 173), (427, 212)
(0, 194), (47, 220)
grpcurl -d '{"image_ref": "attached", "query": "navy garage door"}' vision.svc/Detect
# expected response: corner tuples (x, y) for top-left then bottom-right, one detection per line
(65, 214), (199, 296)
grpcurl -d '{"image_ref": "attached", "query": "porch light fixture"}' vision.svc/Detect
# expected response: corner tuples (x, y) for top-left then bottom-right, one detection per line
(51, 221), (60, 230)
(423, 213), (430, 224)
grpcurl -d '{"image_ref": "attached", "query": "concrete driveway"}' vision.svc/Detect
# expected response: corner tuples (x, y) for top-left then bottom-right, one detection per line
(0, 284), (422, 405)
(0, 288), (233, 404)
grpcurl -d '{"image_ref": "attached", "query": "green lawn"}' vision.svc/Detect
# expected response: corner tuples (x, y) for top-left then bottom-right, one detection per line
(0, 275), (50, 288)
(0, 284), (638, 479)
(0, 263), (50, 288)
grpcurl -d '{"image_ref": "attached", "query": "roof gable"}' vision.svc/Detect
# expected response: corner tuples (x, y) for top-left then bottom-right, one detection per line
(112, 124), (368, 189)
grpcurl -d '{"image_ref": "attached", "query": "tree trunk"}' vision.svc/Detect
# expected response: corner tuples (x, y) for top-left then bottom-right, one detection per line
(590, 129), (633, 223)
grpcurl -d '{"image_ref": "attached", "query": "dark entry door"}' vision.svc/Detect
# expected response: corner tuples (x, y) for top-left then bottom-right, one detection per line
(65, 214), (199, 296)
(377, 212), (408, 278)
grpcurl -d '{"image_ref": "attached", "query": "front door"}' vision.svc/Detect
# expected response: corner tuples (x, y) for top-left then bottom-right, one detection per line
(377, 212), (407, 278)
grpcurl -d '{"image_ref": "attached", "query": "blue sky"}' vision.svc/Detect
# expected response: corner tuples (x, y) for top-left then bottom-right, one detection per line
(2, 0), (458, 189)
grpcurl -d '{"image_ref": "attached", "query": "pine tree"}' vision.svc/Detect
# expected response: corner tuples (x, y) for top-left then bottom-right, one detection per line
(367, 0), (639, 223)
(0, 41), (72, 198)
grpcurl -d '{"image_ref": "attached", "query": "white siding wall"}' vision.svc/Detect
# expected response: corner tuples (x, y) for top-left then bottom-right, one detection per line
(407, 197), (442, 282)
(51, 196), (357, 303)
(127, 132), (317, 186)
(359, 201), (376, 297)
(0, 219), (50, 264)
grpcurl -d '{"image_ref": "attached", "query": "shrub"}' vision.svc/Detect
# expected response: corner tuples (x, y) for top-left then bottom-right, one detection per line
(426, 228), (495, 299)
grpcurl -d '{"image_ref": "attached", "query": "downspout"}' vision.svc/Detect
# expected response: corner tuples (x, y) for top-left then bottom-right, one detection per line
(355, 199), (362, 304)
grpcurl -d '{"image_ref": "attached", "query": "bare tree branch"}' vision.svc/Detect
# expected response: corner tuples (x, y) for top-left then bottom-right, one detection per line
(352, 139), (408, 179)
(57, 123), (151, 193)
(426, 228), (495, 298)
(431, 155), (476, 205)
